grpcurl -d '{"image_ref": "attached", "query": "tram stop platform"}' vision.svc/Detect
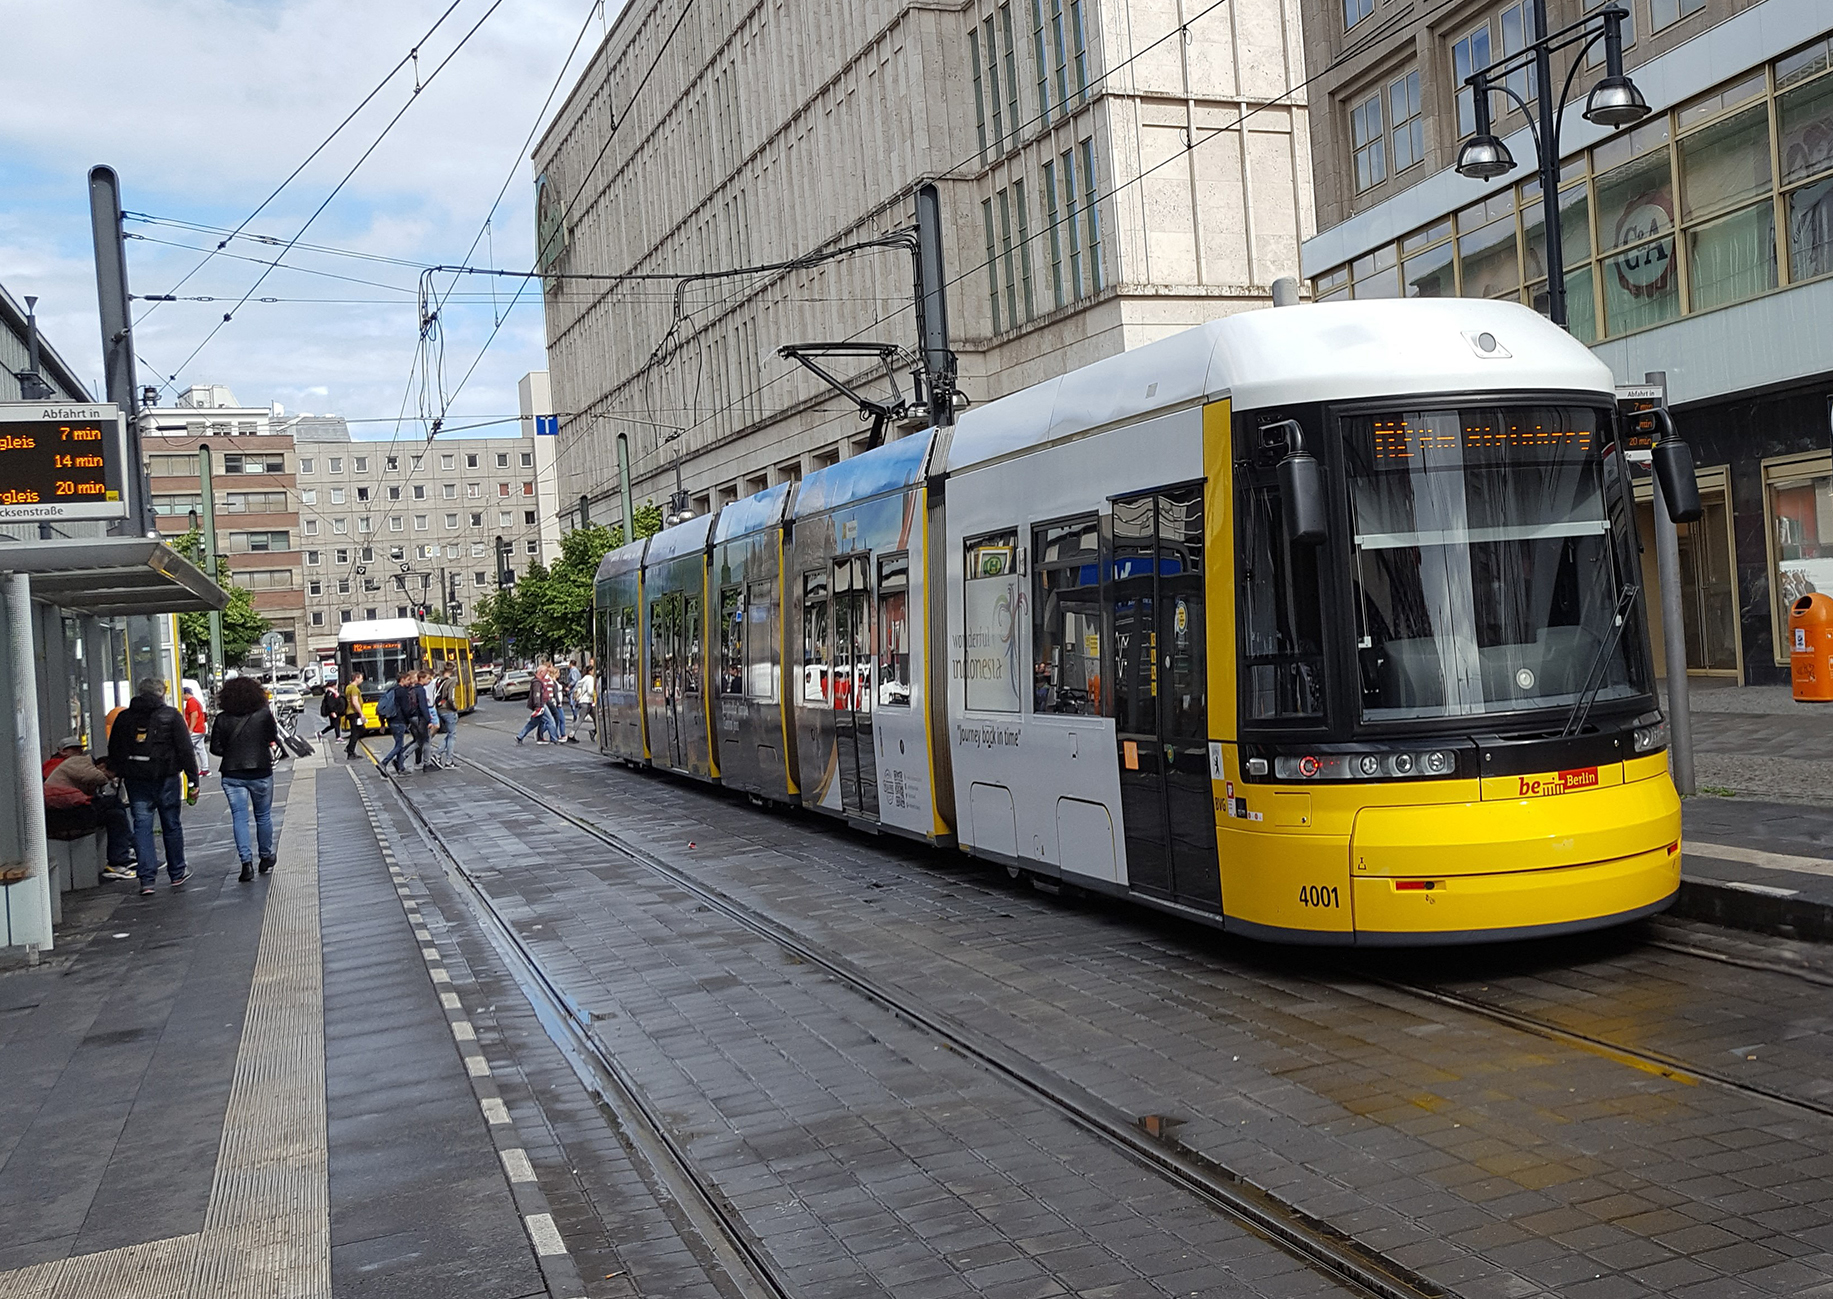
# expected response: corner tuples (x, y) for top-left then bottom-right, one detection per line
(0, 748), (596, 1299)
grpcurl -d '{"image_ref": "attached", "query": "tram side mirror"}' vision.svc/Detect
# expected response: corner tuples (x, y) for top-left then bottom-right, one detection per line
(1266, 421), (1328, 546)
(1650, 414), (1702, 524)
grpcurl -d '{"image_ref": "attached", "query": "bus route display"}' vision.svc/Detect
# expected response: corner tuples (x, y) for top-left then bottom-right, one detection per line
(0, 402), (130, 522)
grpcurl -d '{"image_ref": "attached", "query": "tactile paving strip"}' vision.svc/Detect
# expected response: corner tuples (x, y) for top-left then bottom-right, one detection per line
(0, 761), (329, 1299)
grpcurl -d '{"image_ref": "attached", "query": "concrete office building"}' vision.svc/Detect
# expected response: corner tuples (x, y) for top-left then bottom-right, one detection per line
(1294, 0), (1833, 685)
(533, 0), (1315, 522)
(294, 418), (560, 663)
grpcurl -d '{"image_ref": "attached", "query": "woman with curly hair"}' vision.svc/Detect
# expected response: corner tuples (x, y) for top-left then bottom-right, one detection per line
(208, 675), (281, 882)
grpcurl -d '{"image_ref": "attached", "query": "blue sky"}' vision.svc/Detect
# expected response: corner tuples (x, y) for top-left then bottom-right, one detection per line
(2, 0), (608, 440)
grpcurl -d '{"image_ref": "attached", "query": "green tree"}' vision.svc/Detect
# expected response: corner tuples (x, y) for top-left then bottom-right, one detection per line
(169, 529), (272, 675)
(469, 502), (662, 662)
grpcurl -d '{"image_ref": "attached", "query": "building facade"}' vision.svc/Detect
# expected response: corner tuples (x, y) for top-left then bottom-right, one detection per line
(142, 387), (307, 667)
(533, 0), (1315, 522)
(293, 424), (559, 664)
(1295, 0), (1833, 685)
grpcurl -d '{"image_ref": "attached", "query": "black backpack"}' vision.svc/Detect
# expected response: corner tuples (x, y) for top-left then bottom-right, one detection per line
(115, 705), (181, 780)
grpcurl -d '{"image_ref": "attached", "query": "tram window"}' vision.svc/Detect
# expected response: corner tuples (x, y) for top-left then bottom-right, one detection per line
(684, 595), (703, 694)
(877, 553), (911, 707)
(1240, 481), (1326, 719)
(802, 571), (830, 705)
(648, 602), (667, 692)
(1032, 518), (1100, 715)
(964, 529), (1022, 713)
(718, 587), (744, 695)
(345, 639), (408, 687)
(745, 581), (778, 701)
(619, 607), (638, 691)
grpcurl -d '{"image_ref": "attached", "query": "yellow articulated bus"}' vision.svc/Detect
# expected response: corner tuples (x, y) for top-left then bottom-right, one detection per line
(596, 299), (1690, 945)
(336, 619), (477, 728)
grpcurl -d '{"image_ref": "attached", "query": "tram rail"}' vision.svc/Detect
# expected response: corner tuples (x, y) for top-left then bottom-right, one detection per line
(399, 751), (1452, 1299)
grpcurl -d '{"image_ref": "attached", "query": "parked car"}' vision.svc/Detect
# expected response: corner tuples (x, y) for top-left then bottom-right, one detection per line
(492, 669), (534, 701)
(474, 666), (499, 690)
(269, 681), (306, 714)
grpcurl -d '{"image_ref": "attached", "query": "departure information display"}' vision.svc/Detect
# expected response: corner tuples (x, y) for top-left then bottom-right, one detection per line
(0, 403), (129, 521)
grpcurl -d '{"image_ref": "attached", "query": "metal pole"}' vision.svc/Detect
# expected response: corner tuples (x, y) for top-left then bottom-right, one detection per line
(4, 573), (52, 953)
(1651, 470), (1695, 794)
(197, 444), (223, 689)
(89, 166), (148, 535)
(1531, 0), (1567, 328)
(615, 432), (636, 543)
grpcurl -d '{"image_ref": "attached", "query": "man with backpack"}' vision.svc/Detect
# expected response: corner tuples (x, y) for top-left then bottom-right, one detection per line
(107, 678), (200, 895)
(377, 668), (429, 775)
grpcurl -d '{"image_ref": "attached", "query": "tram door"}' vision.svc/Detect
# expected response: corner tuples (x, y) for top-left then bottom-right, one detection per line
(1111, 486), (1221, 910)
(831, 555), (879, 816)
(649, 594), (686, 768)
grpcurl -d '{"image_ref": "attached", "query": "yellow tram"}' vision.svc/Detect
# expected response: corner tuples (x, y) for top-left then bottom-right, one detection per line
(336, 619), (478, 728)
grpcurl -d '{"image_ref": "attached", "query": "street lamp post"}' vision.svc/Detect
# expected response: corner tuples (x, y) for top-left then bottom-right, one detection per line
(1456, 2), (1648, 327)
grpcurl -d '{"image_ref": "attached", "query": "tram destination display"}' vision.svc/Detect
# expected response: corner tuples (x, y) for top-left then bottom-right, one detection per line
(0, 402), (130, 522)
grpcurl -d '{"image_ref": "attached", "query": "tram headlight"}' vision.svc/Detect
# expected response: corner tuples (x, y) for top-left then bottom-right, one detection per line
(1270, 749), (1460, 781)
(1632, 718), (1670, 753)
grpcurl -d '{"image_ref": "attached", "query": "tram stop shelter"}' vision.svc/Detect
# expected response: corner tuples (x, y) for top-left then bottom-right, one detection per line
(0, 537), (227, 956)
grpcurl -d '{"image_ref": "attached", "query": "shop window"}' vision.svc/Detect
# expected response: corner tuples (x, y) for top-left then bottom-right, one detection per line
(877, 554), (911, 707)
(1352, 244), (1400, 298)
(1769, 466), (1833, 660)
(1595, 125), (1678, 334)
(1033, 517), (1100, 715)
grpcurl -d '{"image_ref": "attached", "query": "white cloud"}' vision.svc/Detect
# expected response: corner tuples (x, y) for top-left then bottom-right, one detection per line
(1, 0), (608, 438)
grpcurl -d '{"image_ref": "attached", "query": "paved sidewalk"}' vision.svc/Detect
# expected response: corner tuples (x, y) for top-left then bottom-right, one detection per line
(0, 746), (571, 1299)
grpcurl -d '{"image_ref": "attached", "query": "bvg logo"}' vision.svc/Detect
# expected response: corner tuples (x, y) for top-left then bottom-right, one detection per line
(1518, 767), (1600, 797)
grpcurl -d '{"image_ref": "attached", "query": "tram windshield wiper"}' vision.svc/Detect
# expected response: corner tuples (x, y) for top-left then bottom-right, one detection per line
(1561, 583), (1639, 739)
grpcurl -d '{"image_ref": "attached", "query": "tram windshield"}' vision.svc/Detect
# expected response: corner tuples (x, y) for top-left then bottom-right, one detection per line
(1342, 404), (1643, 722)
(344, 638), (411, 685)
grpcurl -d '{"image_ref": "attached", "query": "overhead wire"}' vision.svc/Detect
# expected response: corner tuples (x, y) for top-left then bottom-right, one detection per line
(132, 0), (468, 330)
(158, 0), (508, 393)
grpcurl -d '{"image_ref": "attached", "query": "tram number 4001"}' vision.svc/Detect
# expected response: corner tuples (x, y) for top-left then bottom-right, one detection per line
(1297, 885), (1340, 909)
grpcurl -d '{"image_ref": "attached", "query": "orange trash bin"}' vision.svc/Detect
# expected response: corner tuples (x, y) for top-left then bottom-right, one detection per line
(1789, 592), (1833, 702)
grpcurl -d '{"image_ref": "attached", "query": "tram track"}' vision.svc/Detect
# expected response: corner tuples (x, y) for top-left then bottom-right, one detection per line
(413, 751), (1453, 1299)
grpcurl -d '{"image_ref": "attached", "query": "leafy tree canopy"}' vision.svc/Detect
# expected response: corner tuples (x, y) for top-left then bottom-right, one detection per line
(168, 529), (272, 676)
(470, 502), (663, 662)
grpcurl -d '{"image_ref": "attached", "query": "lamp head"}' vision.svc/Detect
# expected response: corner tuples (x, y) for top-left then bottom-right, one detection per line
(1456, 133), (1516, 180)
(1584, 74), (1650, 127)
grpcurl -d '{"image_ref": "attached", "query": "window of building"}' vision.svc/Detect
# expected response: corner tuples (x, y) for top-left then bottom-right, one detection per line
(412, 484), (426, 500)
(310, 611), (324, 627)
(361, 547), (374, 561)
(466, 482), (480, 498)
(498, 483), (511, 497)
(522, 482), (534, 496)
(499, 510), (514, 527)
(1352, 92), (1386, 191)
(334, 547), (350, 564)
(307, 579), (323, 596)
(474, 571), (488, 586)
(1389, 69), (1423, 173)
(471, 542), (485, 558)
(389, 546), (404, 560)
(299, 457), (314, 474)
(385, 455), (399, 471)
(495, 452), (508, 468)
(240, 569), (293, 590)
(233, 530), (290, 553)
(353, 456), (368, 472)
(445, 513), (459, 529)
(389, 516), (404, 532)
(305, 549), (320, 566)
(1003, 3), (1023, 131)
(1033, 516), (1100, 714)
(466, 453), (479, 469)
(1452, 23), (1493, 137)
(151, 493), (201, 515)
(1080, 138), (1104, 290)
(983, 198), (1002, 332)
(412, 455), (423, 470)
(1016, 178), (1035, 320)
(519, 451), (532, 468)
(222, 490), (288, 513)
(387, 485), (401, 501)
(304, 519), (320, 536)
(470, 512), (483, 527)
(358, 516), (373, 533)
(1499, 3), (1539, 107)
(1344, 0), (1372, 29)
(1649, 0), (1705, 32)
(998, 187), (1019, 327)
(441, 483), (456, 499)
(1043, 159), (1066, 307)
(357, 486), (370, 502)
(330, 487), (346, 505)
(300, 488), (317, 505)
(983, 16), (1005, 152)
(446, 544), (460, 558)
(522, 509), (536, 525)
(525, 540), (538, 555)
(1069, 0), (1089, 98)
(337, 578), (351, 595)
(1061, 145), (1085, 297)
(414, 515), (429, 531)
(222, 453), (285, 474)
(329, 457), (343, 473)
(441, 454), (455, 470)
(972, 26), (989, 160)
(331, 517), (348, 534)
(1031, 0), (1052, 121)
(1050, 0), (1070, 113)
(1767, 457), (1833, 660)
(418, 544), (435, 559)
(366, 608), (378, 620)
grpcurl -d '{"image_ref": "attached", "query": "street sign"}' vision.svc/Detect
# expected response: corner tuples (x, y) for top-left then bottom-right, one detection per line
(260, 631), (285, 650)
(535, 414), (558, 436)
(0, 402), (130, 522)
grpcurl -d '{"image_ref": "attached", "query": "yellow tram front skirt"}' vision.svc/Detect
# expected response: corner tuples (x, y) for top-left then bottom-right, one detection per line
(1348, 763), (1682, 943)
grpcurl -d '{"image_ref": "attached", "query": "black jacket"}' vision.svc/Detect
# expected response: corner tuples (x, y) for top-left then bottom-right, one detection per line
(108, 693), (199, 783)
(389, 682), (430, 728)
(209, 708), (279, 777)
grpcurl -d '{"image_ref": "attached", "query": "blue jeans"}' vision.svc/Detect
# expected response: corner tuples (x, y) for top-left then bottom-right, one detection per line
(546, 703), (566, 739)
(517, 710), (551, 741)
(381, 721), (412, 770)
(437, 708), (458, 760)
(221, 774), (275, 863)
(99, 796), (133, 867)
(124, 776), (186, 884)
